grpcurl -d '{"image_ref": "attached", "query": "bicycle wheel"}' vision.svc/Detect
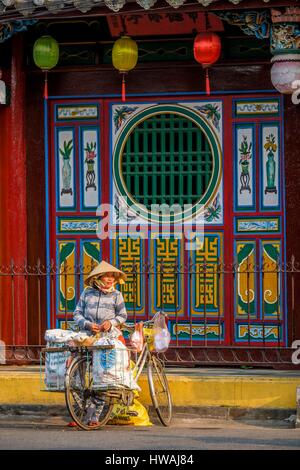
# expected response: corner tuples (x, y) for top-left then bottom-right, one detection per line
(147, 355), (172, 426)
(65, 356), (113, 431)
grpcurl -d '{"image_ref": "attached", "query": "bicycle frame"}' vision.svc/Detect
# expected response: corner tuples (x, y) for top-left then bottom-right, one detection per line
(131, 341), (150, 382)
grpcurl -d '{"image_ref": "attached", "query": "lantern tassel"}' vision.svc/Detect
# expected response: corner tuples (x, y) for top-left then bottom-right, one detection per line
(205, 68), (210, 96)
(122, 74), (126, 102)
(44, 70), (48, 100)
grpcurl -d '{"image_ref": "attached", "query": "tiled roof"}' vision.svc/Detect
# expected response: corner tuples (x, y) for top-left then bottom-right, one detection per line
(0, 0), (272, 21)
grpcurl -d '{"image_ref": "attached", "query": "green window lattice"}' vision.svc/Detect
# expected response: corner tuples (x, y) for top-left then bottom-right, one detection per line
(121, 113), (213, 209)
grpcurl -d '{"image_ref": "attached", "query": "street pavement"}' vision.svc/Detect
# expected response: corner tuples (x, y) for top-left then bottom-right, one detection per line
(0, 414), (299, 450)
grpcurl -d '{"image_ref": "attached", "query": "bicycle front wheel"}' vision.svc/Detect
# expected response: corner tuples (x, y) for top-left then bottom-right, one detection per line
(65, 356), (113, 431)
(147, 356), (172, 426)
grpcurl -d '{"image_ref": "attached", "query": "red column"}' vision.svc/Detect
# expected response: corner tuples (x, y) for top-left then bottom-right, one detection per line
(0, 34), (28, 345)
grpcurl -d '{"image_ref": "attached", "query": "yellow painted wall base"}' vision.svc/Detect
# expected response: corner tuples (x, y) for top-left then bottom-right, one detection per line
(139, 376), (300, 409)
(0, 371), (299, 410)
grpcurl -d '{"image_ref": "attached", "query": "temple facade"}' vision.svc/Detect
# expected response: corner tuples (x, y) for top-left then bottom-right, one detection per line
(0, 1), (300, 365)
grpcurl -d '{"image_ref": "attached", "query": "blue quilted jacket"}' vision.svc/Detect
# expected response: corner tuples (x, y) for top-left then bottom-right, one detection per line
(73, 287), (127, 333)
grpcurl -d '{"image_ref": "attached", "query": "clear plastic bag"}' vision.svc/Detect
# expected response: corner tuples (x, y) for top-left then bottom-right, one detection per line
(130, 322), (144, 353)
(153, 312), (171, 353)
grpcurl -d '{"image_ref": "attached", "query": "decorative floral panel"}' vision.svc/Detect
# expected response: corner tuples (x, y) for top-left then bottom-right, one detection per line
(56, 128), (75, 210)
(190, 233), (223, 318)
(234, 124), (255, 211)
(235, 240), (257, 319)
(80, 127), (100, 210)
(150, 234), (184, 316)
(112, 235), (145, 316)
(260, 123), (280, 210)
(56, 240), (77, 316)
(80, 240), (102, 291)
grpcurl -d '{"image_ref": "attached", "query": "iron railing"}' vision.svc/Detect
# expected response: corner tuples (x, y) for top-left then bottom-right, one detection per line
(0, 257), (299, 367)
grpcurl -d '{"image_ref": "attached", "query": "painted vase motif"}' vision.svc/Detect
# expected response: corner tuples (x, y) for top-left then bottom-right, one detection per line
(85, 142), (97, 191)
(264, 134), (277, 195)
(239, 136), (252, 194)
(266, 153), (276, 191)
(62, 158), (72, 195)
(60, 139), (73, 196)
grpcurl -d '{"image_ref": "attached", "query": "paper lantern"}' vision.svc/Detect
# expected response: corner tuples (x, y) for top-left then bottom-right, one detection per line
(112, 36), (138, 102)
(271, 54), (300, 94)
(193, 32), (221, 95)
(33, 35), (59, 99)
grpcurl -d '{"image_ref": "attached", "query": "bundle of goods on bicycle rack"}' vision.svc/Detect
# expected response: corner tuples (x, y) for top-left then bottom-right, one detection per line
(43, 328), (140, 392)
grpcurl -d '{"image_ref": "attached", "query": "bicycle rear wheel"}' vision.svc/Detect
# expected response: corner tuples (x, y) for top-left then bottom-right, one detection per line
(65, 356), (113, 431)
(147, 356), (172, 426)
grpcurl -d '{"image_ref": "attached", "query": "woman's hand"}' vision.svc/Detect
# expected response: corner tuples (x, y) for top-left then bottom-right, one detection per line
(99, 320), (112, 332)
(89, 323), (101, 334)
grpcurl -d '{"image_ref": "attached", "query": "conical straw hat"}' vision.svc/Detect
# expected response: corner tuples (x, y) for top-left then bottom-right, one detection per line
(84, 260), (127, 287)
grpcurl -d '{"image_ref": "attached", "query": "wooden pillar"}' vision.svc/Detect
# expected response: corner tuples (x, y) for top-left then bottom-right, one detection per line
(0, 34), (28, 345)
(284, 95), (300, 345)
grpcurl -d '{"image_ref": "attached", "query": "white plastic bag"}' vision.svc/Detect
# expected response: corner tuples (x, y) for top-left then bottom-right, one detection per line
(44, 329), (74, 391)
(92, 328), (140, 391)
(44, 329), (77, 343)
(153, 312), (171, 353)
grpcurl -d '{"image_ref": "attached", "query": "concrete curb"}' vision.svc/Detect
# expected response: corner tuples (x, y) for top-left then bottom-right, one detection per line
(0, 368), (299, 423)
(0, 403), (296, 421)
(1, 372), (300, 408)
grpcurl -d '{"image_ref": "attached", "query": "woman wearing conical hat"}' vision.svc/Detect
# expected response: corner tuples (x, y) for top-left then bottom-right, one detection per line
(73, 260), (127, 335)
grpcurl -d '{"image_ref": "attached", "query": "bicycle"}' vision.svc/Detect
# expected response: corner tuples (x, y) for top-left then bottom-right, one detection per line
(46, 317), (172, 431)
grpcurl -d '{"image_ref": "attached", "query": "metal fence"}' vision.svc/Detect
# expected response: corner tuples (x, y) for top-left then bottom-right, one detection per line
(0, 257), (299, 367)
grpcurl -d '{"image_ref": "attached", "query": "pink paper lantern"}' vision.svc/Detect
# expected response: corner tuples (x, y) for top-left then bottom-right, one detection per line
(271, 54), (300, 94)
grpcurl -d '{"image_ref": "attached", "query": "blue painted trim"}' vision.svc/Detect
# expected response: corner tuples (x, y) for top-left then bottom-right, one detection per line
(79, 125), (101, 211)
(56, 127), (76, 212)
(48, 90), (277, 100)
(234, 123), (256, 212)
(259, 121), (281, 212)
(44, 98), (51, 328)
(280, 96), (288, 346)
(109, 103), (114, 231)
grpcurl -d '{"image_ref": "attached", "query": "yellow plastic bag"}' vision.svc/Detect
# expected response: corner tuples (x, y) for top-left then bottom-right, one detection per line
(143, 327), (155, 352)
(108, 399), (152, 426)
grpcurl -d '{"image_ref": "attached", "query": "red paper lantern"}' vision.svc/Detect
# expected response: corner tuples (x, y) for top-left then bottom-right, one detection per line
(193, 32), (221, 95)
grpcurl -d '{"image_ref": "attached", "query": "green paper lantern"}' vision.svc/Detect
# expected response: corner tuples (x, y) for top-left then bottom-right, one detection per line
(33, 35), (59, 71)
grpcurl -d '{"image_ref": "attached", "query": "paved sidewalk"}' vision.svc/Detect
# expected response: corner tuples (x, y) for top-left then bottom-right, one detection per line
(0, 414), (299, 450)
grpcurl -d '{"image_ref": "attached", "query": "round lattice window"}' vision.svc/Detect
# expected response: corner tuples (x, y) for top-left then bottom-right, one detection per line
(113, 105), (221, 223)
